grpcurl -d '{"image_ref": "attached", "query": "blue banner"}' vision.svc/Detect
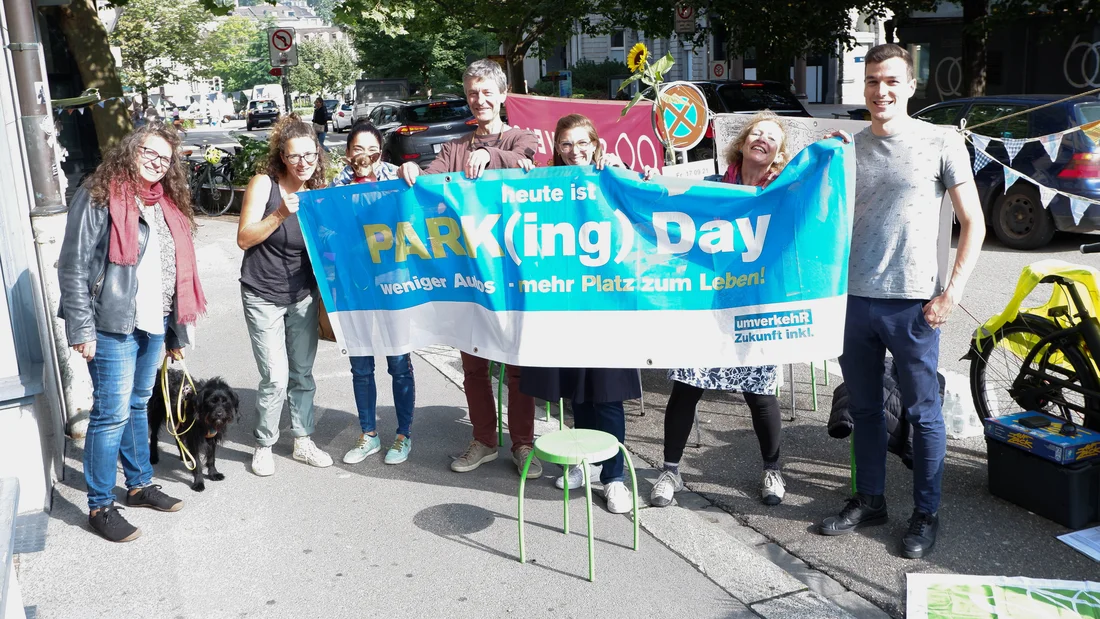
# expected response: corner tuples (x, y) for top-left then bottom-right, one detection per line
(297, 140), (854, 368)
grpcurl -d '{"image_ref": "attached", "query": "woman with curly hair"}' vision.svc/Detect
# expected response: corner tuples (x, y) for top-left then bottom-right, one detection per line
(237, 114), (331, 476)
(58, 122), (206, 542)
(647, 110), (793, 509)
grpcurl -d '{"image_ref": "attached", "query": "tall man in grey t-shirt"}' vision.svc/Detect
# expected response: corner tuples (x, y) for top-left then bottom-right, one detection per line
(816, 44), (985, 559)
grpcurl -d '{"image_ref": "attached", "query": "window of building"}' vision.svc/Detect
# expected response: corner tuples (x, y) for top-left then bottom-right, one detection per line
(610, 29), (625, 63)
(907, 43), (931, 100)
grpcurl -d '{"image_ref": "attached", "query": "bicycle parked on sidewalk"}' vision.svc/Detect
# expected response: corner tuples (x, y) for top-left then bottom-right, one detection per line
(968, 241), (1100, 430)
(188, 144), (235, 217)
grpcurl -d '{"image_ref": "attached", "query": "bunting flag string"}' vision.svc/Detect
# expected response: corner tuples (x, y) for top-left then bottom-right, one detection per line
(961, 119), (1100, 164)
(964, 131), (1100, 226)
(52, 95), (130, 118)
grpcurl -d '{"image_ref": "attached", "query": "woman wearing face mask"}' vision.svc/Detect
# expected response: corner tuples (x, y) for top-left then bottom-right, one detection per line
(329, 120), (417, 466)
(519, 113), (642, 514)
(58, 122), (206, 542)
(647, 110), (793, 509)
(238, 114), (332, 477)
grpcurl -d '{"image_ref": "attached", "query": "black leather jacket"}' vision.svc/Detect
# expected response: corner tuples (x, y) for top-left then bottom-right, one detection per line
(57, 187), (187, 350)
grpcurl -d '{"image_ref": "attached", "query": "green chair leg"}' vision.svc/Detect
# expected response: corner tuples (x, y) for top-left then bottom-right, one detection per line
(562, 463), (570, 535)
(497, 362), (505, 446)
(517, 447), (537, 563)
(810, 363), (818, 412)
(619, 444), (640, 551)
(849, 436), (856, 494)
(558, 398), (564, 431)
(824, 359), (830, 386)
(545, 400), (551, 422)
(581, 459), (595, 582)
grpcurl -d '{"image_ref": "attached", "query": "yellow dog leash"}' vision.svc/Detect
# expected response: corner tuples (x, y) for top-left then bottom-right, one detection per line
(160, 356), (198, 471)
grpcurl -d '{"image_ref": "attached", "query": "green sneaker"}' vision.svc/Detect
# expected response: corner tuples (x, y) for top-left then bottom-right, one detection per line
(343, 433), (381, 464)
(384, 435), (412, 465)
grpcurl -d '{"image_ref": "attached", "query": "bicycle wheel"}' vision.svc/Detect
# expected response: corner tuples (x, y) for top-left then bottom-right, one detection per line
(195, 164), (224, 217)
(206, 164), (234, 216)
(188, 163), (204, 206)
(970, 313), (1100, 427)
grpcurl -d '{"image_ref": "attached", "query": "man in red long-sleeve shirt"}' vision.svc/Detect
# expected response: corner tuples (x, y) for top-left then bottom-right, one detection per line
(398, 59), (542, 479)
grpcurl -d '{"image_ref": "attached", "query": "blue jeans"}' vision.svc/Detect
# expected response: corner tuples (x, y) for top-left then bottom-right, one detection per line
(84, 326), (165, 510)
(838, 296), (945, 514)
(572, 400), (626, 484)
(350, 354), (415, 437)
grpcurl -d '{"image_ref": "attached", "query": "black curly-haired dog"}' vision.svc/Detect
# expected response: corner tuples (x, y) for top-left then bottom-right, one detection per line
(149, 368), (239, 492)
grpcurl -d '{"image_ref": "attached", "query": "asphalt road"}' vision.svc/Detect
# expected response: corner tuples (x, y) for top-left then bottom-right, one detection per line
(182, 120), (343, 153)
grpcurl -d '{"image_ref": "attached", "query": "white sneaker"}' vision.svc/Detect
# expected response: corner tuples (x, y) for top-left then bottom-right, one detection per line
(252, 446), (274, 477)
(761, 469), (785, 505)
(554, 465), (586, 490)
(602, 481), (633, 514)
(293, 436), (333, 468)
(649, 468), (684, 507)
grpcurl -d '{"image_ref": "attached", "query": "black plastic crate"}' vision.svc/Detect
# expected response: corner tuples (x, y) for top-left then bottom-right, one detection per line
(987, 437), (1100, 529)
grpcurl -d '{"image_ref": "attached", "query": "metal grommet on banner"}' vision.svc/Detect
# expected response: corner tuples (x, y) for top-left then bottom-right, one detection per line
(473, 346), (479, 353)
(646, 359), (653, 366)
(444, 175), (452, 182)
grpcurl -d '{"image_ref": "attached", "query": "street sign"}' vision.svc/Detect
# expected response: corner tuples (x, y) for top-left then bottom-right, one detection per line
(709, 61), (727, 80)
(674, 4), (696, 35)
(268, 27), (298, 67)
(656, 81), (709, 151)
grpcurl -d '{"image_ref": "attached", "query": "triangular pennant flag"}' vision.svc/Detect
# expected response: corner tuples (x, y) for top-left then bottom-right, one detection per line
(1070, 197), (1092, 226)
(1004, 138), (1026, 164)
(1039, 185), (1058, 208)
(97, 100), (106, 108)
(1039, 133), (1063, 161)
(973, 146), (994, 174)
(78, 107), (85, 115)
(1003, 166), (1021, 191)
(1083, 120), (1100, 146)
(971, 133), (991, 152)
(66, 109), (74, 115)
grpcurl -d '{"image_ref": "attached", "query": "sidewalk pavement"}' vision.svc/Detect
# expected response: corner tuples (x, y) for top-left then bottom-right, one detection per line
(15, 219), (879, 619)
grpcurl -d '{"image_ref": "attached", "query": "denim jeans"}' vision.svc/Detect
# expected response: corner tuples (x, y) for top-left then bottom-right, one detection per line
(241, 285), (319, 447)
(839, 296), (945, 514)
(350, 354), (415, 437)
(84, 326), (165, 510)
(572, 400), (626, 484)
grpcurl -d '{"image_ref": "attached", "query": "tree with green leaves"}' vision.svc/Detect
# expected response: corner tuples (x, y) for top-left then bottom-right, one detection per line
(346, 15), (497, 95)
(290, 38), (361, 98)
(195, 16), (274, 93)
(337, 0), (592, 92)
(110, 0), (208, 109)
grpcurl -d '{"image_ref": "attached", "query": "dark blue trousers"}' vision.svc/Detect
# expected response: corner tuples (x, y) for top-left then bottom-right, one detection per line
(572, 400), (626, 484)
(838, 296), (945, 514)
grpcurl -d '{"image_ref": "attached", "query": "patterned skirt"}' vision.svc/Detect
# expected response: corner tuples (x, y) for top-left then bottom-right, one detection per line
(667, 365), (779, 395)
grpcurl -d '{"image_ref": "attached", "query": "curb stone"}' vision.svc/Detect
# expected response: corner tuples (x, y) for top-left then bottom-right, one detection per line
(414, 345), (890, 618)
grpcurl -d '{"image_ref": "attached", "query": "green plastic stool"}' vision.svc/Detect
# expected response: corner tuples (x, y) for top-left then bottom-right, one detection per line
(492, 363), (565, 444)
(517, 429), (639, 581)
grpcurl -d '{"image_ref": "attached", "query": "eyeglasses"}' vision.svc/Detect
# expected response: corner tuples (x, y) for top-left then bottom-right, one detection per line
(285, 151), (319, 165)
(350, 147), (381, 161)
(557, 139), (593, 153)
(139, 146), (172, 168)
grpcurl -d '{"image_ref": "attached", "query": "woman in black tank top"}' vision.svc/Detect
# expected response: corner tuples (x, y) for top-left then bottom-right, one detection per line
(237, 115), (334, 476)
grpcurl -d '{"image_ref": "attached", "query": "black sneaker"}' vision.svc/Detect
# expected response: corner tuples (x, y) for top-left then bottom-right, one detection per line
(818, 494), (888, 535)
(901, 509), (939, 559)
(126, 484), (184, 512)
(89, 505), (141, 542)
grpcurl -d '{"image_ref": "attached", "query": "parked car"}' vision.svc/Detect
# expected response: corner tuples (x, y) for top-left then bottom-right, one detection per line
(914, 95), (1100, 249)
(246, 99), (280, 131)
(332, 102), (354, 132)
(688, 80), (813, 161)
(368, 98), (477, 166)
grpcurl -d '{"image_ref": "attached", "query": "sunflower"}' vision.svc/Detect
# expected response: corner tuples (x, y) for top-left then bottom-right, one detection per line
(627, 42), (648, 72)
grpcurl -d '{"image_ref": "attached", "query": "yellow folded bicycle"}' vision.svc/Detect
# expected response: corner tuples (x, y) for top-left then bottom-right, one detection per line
(967, 242), (1100, 429)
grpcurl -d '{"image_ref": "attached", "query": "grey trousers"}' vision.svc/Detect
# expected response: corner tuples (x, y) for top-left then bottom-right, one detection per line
(241, 285), (320, 447)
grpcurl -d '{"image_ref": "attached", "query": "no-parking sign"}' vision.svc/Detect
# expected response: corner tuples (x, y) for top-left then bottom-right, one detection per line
(268, 27), (298, 67)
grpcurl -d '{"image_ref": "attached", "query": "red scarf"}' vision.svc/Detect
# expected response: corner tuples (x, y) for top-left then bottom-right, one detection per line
(722, 161), (778, 188)
(107, 180), (207, 325)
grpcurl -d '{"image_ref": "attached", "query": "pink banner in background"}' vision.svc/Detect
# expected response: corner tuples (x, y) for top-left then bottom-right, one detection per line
(505, 94), (663, 172)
